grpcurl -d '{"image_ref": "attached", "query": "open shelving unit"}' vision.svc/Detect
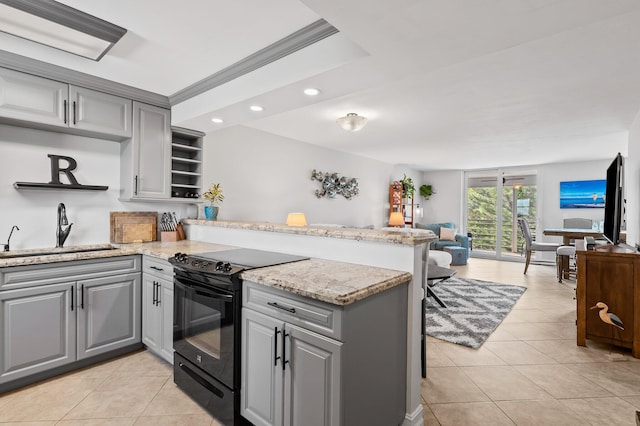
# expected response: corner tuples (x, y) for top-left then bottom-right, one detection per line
(171, 126), (204, 200)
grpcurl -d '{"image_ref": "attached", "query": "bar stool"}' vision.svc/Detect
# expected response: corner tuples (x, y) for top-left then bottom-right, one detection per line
(557, 245), (576, 283)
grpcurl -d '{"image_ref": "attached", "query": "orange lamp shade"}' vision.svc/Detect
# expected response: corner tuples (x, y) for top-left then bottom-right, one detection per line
(286, 213), (307, 227)
(388, 212), (404, 227)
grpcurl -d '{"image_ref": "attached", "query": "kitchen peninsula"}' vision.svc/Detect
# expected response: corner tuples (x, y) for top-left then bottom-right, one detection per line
(0, 225), (429, 426)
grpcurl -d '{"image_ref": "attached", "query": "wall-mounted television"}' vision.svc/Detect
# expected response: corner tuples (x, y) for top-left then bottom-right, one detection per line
(603, 152), (624, 245)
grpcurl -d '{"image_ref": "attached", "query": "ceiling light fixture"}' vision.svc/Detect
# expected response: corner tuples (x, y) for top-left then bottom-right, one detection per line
(336, 113), (368, 132)
(304, 88), (320, 96)
(211, 117), (224, 124)
(0, 0), (127, 61)
(250, 105), (264, 112)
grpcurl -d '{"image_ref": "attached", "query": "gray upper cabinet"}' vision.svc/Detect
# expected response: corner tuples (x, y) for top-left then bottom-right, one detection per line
(0, 67), (133, 140)
(69, 86), (132, 138)
(120, 101), (172, 200)
(0, 281), (76, 385)
(77, 272), (141, 360)
(0, 67), (67, 128)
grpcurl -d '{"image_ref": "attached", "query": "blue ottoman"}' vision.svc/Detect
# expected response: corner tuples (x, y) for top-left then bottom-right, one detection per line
(443, 246), (468, 265)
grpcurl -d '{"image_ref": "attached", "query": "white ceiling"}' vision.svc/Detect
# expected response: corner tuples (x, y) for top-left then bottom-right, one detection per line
(2, 0), (640, 171)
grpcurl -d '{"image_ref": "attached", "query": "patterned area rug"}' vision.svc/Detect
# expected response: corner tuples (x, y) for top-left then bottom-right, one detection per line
(425, 277), (526, 349)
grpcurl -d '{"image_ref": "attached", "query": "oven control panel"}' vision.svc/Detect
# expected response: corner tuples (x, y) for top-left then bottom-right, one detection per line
(170, 252), (244, 276)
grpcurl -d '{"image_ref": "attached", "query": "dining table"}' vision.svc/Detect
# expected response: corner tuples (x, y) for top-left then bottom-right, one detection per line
(542, 228), (603, 246)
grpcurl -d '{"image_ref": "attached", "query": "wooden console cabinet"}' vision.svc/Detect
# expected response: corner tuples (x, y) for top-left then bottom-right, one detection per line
(576, 245), (640, 357)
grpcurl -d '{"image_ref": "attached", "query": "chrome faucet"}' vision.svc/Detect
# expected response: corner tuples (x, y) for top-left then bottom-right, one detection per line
(3, 225), (19, 251)
(56, 203), (73, 248)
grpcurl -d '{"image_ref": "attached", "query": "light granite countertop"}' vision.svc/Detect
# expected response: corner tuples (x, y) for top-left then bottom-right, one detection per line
(241, 258), (412, 305)
(0, 240), (412, 305)
(184, 219), (437, 246)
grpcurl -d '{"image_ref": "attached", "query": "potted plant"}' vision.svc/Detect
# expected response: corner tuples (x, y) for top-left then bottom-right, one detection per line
(203, 182), (224, 220)
(399, 174), (415, 199)
(419, 184), (435, 200)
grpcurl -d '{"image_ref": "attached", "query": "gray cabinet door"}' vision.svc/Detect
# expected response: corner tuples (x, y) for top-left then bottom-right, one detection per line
(77, 273), (141, 360)
(0, 67), (67, 127)
(69, 86), (132, 138)
(241, 308), (284, 426)
(159, 278), (174, 363)
(141, 274), (161, 354)
(131, 101), (171, 199)
(284, 323), (342, 426)
(0, 282), (76, 384)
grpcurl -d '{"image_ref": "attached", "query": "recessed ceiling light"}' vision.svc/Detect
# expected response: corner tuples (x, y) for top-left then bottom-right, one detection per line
(304, 88), (321, 96)
(211, 117), (224, 124)
(250, 105), (264, 112)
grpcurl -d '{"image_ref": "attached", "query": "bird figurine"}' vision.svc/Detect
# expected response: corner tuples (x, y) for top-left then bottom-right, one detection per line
(590, 302), (624, 330)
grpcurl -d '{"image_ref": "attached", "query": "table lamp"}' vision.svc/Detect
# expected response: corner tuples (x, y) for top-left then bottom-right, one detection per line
(389, 212), (404, 227)
(286, 213), (307, 226)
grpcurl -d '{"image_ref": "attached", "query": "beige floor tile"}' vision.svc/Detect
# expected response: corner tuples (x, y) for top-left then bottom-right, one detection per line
(134, 414), (214, 426)
(560, 397), (639, 426)
(0, 422), (56, 426)
(421, 367), (489, 404)
(535, 322), (577, 339)
(141, 381), (211, 416)
(422, 404), (441, 426)
(501, 308), (549, 324)
(435, 341), (506, 367)
(565, 362), (640, 396)
(426, 342), (455, 367)
(527, 339), (619, 364)
(515, 364), (612, 399)
(497, 399), (588, 425)
(461, 365), (553, 401)
(57, 419), (137, 425)
(484, 326), (519, 342)
(0, 377), (104, 422)
(111, 350), (173, 378)
(621, 396), (640, 409)
(498, 322), (566, 340)
(482, 341), (557, 365)
(429, 401), (515, 425)
(63, 376), (167, 419)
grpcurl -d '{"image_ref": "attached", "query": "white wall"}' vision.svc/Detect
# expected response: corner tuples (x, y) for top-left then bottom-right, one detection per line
(626, 112), (640, 247)
(421, 170), (464, 228)
(0, 124), (195, 249)
(201, 126), (413, 228)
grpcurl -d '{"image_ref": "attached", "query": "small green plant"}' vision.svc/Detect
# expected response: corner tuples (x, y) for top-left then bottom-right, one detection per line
(203, 183), (224, 205)
(399, 174), (415, 199)
(419, 184), (435, 200)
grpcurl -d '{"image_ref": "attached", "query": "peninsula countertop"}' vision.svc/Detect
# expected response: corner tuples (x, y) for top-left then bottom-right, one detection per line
(183, 219), (437, 246)
(0, 240), (412, 306)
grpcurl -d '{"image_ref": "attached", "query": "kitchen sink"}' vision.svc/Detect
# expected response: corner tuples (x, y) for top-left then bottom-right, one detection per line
(0, 245), (119, 259)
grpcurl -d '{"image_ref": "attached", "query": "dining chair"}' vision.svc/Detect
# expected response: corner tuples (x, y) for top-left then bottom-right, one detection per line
(563, 218), (593, 245)
(518, 218), (561, 274)
(556, 245), (576, 283)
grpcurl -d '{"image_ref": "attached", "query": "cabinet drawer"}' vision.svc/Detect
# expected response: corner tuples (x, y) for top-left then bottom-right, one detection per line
(243, 281), (342, 340)
(142, 256), (173, 280)
(0, 256), (141, 291)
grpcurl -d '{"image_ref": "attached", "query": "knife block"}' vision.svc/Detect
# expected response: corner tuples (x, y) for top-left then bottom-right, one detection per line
(161, 231), (179, 242)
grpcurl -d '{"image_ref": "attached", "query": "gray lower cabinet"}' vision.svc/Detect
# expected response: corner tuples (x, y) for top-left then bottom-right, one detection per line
(0, 281), (76, 384)
(0, 67), (133, 139)
(242, 308), (341, 426)
(141, 256), (174, 363)
(77, 273), (141, 360)
(0, 256), (141, 388)
(241, 280), (408, 426)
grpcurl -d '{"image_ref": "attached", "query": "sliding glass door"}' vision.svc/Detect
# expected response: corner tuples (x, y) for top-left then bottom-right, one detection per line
(466, 169), (537, 260)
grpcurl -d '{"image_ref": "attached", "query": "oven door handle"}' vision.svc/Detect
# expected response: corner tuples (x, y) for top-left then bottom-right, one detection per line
(175, 278), (234, 300)
(177, 361), (224, 398)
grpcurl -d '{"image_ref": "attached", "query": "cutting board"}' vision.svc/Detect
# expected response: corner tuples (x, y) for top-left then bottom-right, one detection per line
(110, 212), (157, 243)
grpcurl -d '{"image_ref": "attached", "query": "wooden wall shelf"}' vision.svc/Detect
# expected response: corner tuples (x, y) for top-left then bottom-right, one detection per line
(14, 182), (108, 191)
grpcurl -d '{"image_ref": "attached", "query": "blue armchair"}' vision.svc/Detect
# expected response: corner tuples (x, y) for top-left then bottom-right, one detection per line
(415, 222), (470, 255)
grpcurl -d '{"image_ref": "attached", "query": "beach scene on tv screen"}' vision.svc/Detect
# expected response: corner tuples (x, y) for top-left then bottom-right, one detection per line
(560, 179), (606, 208)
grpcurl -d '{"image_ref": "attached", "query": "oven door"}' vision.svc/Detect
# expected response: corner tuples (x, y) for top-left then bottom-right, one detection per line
(174, 274), (238, 389)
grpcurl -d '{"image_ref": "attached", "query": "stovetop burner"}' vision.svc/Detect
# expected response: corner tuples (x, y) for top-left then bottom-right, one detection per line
(169, 248), (309, 278)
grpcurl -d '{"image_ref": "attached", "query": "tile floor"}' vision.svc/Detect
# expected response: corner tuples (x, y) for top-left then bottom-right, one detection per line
(422, 257), (640, 425)
(1, 258), (638, 425)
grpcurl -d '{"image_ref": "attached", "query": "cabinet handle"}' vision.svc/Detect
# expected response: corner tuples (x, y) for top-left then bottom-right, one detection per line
(150, 266), (164, 271)
(73, 101), (77, 125)
(134, 175), (138, 196)
(153, 281), (158, 306)
(70, 285), (74, 311)
(267, 302), (296, 314)
(282, 330), (290, 371)
(156, 282), (161, 306)
(274, 327), (281, 366)
(63, 100), (67, 124)
(80, 284), (84, 310)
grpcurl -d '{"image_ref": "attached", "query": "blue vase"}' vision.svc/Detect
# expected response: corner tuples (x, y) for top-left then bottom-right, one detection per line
(204, 205), (219, 220)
